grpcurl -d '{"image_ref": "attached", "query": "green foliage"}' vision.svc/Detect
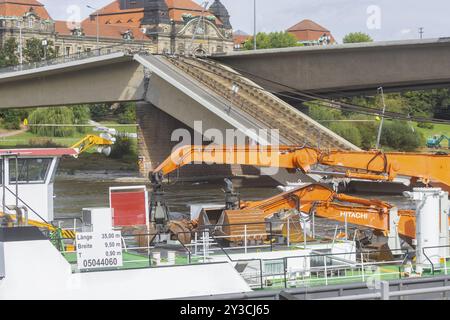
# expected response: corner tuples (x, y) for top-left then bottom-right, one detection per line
(116, 103), (136, 124)
(110, 135), (134, 159)
(28, 105), (90, 137)
(0, 38), (19, 67)
(380, 121), (423, 151)
(28, 107), (76, 137)
(306, 101), (425, 151)
(0, 110), (21, 130)
(71, 105), (91, 133)
(402, 89), (450, 118)
(417, 122), (434, 130)
(343, 32), (373, 43)
(329, 122), (362, 146)
(354, 122), (377, 150)
(23, 38), (56, 63)
(307, 103), (342, 121)
(243, 32), (301, 50)
(90, 104), (111, 120)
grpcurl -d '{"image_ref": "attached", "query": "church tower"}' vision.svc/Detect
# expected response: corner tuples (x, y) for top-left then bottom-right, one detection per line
(142, 0), (170, 26)
(208, 0), (232, 30)
(119, 0), (145, 9)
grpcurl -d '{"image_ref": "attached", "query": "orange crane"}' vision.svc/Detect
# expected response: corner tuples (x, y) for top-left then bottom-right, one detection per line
(150, 145), (449, 243)
(237, 183), (416, 240)
(152, 145), (450, 191)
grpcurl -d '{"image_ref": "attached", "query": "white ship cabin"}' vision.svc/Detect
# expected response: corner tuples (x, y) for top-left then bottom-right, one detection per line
(0, 148), (77, 223)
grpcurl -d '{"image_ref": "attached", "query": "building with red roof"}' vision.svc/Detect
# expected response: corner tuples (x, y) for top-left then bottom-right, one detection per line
(0, 0), (234, 59)
(233, 30), (251, 50)
(287, 19), (336, 46)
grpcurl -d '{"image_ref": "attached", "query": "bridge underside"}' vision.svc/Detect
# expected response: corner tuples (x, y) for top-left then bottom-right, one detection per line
(213, 38), (450, 97)
(0, 54), (146, 108)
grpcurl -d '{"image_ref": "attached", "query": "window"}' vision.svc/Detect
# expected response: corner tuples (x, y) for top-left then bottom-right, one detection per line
(55, 46), (60, 56)
(65, 47), (71, 56)
(310, 249), (333, 267)
(28, 18), (33, 29)
(9, 158), (52, 184)
(263, 260), (284, 276)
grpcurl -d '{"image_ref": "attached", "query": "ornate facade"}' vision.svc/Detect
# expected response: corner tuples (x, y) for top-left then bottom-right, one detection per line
(0, 0), (234, 61)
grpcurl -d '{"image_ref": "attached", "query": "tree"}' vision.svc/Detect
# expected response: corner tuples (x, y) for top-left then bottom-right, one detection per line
(402, 89), (450, 119)
(29, 107), (76, 137)
(23, 38), (57, 63)
(329, 122), (362, 146)
(0, 108), (31, 130)
(115, 103), (136, 124)
(110, 135), (135, 159)
(71, 105), (91, 133)
(380, 121), (423, 151)
(343, 32), (373, 44)
(90, 104), (111, 120)
(0, 37), (19, 67)
(29, 105), (92, 137)
(243, 32), (300, 50)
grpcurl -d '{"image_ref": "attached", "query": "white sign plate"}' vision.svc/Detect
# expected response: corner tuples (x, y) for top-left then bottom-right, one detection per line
(76, 231), (123, 270)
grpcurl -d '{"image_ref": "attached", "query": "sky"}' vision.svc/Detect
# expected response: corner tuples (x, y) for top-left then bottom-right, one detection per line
(39, 0), (450, 42)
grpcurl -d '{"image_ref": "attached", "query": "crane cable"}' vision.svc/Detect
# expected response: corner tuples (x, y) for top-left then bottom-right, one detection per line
(168, 55), (450, 125)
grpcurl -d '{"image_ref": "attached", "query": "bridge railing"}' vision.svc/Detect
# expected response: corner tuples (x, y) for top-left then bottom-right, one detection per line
(0, 45), (131, 75)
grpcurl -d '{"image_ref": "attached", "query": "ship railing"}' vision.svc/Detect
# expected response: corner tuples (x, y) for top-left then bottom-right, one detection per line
(226, 248), (410, 290)
(191, 221), (275, 258)
(422, 245), (450, 275)
(53, 217), (84, 233)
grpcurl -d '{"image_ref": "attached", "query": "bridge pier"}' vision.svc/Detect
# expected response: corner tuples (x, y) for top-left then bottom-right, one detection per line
(136, 102), (241, 180)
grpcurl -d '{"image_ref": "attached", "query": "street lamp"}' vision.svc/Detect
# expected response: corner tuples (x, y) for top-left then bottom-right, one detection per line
(253, 0), (257, 50)
(86, 5), (100, 51)
(41, 39), (48, 61)
(375, 87), (387, 149)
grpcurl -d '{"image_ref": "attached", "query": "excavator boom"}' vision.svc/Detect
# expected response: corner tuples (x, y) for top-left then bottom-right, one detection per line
(237, 183), (416, 239)
(152, 145), (448, 242)
(71, 134), (114, 156)
(153, 145), (450, 190)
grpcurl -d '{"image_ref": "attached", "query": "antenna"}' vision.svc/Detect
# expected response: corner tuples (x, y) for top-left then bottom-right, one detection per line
(189, 1), (209, 56)
(419, 27), (424, 39)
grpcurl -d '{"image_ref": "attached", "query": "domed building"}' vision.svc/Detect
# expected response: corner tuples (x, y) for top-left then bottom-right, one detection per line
(0, 0), (234, 61)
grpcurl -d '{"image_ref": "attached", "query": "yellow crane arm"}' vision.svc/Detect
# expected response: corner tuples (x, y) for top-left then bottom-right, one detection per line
(152, 145), (450, 190)
(0, 212), (75, 239)
(71, 134), (114, 155)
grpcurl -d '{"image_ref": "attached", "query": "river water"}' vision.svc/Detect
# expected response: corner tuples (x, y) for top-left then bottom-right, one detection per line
(53, 174), (415, 220)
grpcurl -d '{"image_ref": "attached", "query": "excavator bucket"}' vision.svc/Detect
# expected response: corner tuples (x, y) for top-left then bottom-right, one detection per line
(169, 220), (195, 244)
(218, 209), (268, 243)
(281, 218), (313, 243)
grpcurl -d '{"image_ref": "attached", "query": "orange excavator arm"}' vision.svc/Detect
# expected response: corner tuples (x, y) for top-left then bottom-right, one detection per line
(151, 145), (447, 240)
(152, 145), (450, 190)
(237, 183), (416, 239)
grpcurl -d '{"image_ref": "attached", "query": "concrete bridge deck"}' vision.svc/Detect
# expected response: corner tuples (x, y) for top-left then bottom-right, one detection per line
(213, 38), (450, 97)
